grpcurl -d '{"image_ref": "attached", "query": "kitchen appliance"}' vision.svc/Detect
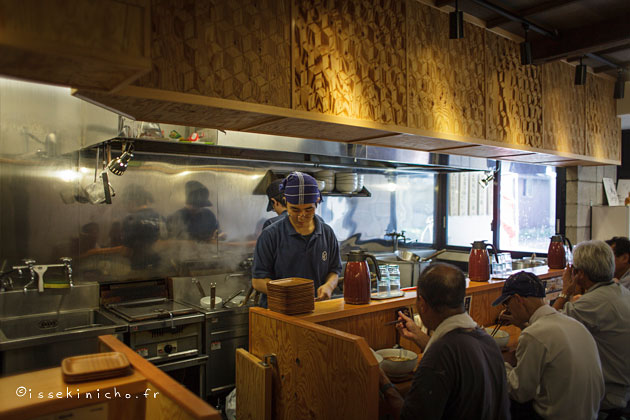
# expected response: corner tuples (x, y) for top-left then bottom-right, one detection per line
(170, 270), (254, 398)
(344, 250), (381, 304)
(468, 241), (498, 282)
(547, 235), (572, 269)
(100, 279), (207, 397)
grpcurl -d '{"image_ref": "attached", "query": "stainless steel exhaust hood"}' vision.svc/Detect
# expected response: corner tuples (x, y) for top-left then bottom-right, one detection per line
(86, 129), (495, 174)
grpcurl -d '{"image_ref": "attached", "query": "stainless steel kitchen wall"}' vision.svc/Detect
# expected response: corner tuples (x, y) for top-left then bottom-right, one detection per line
(0, 78), (441, 285)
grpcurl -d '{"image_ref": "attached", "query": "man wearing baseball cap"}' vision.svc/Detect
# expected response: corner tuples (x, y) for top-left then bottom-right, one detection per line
(252, 172), (342, 307)
(493, 271), (604, 420)
(262, 179), (287, 230)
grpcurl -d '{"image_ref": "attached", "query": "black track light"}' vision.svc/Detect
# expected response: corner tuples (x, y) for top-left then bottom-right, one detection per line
(614, 70), (625, 99)
(449, 0), (464, 39)
(575, 57), (587, 86)
(520, 25), (532, 65)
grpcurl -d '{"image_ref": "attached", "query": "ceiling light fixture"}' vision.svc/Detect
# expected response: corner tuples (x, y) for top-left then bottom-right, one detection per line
(614, 69), (625, 99)
(520, 24), (532, 65)
(449, 0), (464, 39)
(574, 57), (587, 86)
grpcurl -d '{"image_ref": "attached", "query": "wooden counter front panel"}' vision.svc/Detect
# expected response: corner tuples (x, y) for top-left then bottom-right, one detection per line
(319, 309), (403, 350)
(249, 310), (378, 420)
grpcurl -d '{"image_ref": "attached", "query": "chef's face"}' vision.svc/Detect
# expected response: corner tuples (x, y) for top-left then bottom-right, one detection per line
(287, 202), (317, 225)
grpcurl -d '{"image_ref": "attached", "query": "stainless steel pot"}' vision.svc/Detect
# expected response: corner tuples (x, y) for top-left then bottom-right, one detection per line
(395, 249), (446, 263)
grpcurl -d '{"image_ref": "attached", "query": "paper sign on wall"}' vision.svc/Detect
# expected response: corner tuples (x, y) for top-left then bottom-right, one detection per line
(603, 178), (620, 206)
(617, 179), (630, 204)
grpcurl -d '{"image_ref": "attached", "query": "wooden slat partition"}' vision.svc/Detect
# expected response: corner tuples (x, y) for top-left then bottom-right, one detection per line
(235, 349), (272, 420)
(249, 307), (379, 420)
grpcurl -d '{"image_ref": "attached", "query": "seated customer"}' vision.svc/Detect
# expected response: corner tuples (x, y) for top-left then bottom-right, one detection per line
(605, 236), (630, 289)
(553, 240), (630, 412)
(379, 263), (510, 420)
(493, 271), (604, 420)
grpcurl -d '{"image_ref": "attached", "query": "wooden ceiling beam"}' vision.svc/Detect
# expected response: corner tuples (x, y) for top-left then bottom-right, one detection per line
(567, 43), (630, 62)
(486, 0), (578, 29)
(594, 60), (630, 73)
(434, 0), (453, 8)
(532, 14), (630, 64)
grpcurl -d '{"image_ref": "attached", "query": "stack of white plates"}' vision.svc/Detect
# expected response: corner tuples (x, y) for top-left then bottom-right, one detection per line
(315, 170), (335, 192)
(335, 172), (358, 193)
(354, 174), (364, 193)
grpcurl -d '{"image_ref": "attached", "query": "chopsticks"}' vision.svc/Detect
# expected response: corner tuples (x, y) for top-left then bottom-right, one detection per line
(384, 319), (402, 326)
(490, 319), (504, 337)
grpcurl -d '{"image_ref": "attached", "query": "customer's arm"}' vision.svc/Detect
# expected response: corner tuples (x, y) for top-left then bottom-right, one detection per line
(505, 333), (546, 403)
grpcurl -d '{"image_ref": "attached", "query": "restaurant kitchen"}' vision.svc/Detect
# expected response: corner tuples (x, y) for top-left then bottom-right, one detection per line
(0, 77), (495, 401)
(0, 0), (628, 416)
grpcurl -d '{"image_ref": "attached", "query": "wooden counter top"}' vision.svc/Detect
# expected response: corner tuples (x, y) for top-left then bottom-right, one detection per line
(0, 336), (221, 420)
(0, 366), (147, 420)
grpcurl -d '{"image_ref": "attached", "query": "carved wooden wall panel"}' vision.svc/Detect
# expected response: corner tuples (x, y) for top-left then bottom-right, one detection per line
(486, 32), (543, 148)
(292, 0), (407, 125)
(542, 61), (585, 155)
(586, 74), (621, 161)
(0, 0), (151, 91)
(407, 2), (485, 139)
(75, 90), (276, 130)
(135, 0), (291, 107)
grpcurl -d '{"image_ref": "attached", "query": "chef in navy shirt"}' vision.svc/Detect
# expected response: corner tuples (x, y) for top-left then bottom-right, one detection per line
(262, 179), (287, 229)
(252, 172), (342, 307)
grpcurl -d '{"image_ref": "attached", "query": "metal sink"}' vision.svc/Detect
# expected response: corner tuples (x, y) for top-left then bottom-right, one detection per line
(0, 309), (127, 351)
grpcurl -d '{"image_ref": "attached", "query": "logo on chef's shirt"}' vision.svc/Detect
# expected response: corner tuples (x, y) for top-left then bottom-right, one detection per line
(322, 251), (328, 262)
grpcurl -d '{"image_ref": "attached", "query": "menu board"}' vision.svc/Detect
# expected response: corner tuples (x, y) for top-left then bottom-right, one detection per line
(603, 178), (620, 206)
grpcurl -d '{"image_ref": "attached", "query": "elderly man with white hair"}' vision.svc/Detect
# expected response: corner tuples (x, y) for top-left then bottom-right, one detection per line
(552, 240), (630, 414)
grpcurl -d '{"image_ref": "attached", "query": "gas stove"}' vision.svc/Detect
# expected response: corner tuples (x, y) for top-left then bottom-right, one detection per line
(100, 279), (207, 397)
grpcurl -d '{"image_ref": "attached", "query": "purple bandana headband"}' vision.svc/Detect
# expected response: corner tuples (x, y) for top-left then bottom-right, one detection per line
(280, 172), (322, 205)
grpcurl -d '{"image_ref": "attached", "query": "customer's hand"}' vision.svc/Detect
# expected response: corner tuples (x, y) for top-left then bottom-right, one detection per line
(396, 310), (429, 350)
(562, 265), (577, 295)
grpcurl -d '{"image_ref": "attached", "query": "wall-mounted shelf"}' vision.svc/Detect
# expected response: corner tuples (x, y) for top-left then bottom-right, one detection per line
(322, 187), (371, 198)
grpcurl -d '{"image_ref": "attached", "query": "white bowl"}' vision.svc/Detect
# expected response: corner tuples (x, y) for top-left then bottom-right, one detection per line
(484, 327), (510, 348)
(371, 348), (383, 364)
(200, 296), (223, 309)
(375, 348), (418, 377)
(317, 170), (335, 178)
(316, 180), (325, 191)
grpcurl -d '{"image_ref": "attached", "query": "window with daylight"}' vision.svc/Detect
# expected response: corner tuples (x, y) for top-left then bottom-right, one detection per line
(446, 172), (494, 247)
(499, 162), (556, 253)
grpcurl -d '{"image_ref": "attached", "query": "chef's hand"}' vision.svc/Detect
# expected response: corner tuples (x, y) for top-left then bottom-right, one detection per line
(315, 283), (334, 301)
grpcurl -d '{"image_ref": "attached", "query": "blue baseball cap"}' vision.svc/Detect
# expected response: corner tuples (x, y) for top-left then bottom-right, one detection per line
(491, 271), (546, 306)
(280, 172), (322, 206)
